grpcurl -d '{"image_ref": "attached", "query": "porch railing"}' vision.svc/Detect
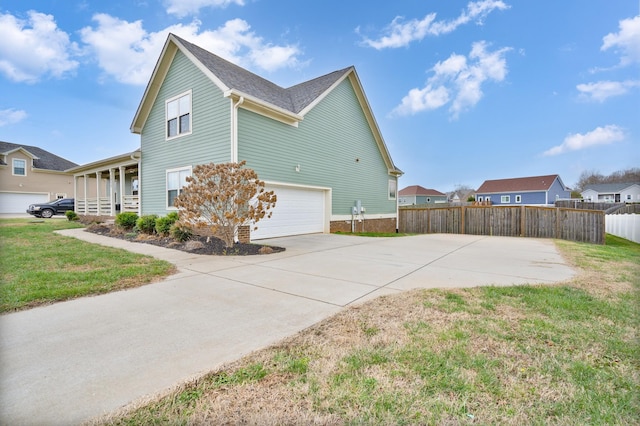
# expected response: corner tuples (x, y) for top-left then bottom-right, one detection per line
(122, 195), (140, 213)
(75, 196), (139, 215)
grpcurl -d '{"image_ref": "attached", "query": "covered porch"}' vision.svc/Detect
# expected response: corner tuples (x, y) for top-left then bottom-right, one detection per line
(67, 150), (141, 216)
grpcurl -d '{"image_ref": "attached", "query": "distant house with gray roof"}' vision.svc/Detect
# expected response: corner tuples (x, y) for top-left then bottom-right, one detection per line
(581, 183), (640, 203)
(0, 141), (77, 213)
(398, 185), (447, 206)
(128, 33), (402, 241)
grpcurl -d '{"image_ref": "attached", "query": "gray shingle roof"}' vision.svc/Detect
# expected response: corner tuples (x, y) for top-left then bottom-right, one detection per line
(0, 141), (78, 171)
(173, 34), (352, 114)
(583, 182), (640, 192)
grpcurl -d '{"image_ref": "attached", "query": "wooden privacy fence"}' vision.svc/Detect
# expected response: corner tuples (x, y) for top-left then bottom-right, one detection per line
(399, 205), (605, 244)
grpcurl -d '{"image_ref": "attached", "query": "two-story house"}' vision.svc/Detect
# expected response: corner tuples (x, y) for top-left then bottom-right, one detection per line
(129, 34), (402, 240)
(0, 141), (77, 214)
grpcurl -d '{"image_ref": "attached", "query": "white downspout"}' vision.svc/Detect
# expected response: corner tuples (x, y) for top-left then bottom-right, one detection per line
(231, 96), (245, 163)
(231, 96), (244, 243)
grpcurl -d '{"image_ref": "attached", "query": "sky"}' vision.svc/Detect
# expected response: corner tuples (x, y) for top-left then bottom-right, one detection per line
(1, 0), (638, 192)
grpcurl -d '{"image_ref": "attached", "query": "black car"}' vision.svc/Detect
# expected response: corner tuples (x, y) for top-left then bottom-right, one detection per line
(27, 198), (75, 218)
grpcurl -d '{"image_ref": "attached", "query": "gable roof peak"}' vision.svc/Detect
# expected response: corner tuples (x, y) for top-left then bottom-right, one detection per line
(169, 33), (352, 115)
(399, 185), (445, 196)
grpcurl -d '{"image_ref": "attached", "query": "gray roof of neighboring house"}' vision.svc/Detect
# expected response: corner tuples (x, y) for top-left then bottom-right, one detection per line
(0, 141), (78, 171)
(174, 34), (352, 114)
(583, 182), (640, 193)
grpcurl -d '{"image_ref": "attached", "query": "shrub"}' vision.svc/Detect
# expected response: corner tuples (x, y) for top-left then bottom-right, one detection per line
(65, 211), (79, 221)
(170, 223), (193, 242)
(136, 214), (158, 235)
(115, 212), (139, 230)
(155, 212), (179, 236)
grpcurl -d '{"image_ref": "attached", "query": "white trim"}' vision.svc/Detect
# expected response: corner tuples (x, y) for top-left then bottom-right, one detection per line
(224, 89), (302, 127)
(515, 195), (522, 203)
(165, 90), (193, 141)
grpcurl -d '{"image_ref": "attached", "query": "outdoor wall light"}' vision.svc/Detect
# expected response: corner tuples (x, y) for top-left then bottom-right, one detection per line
(295, 164), (301, 172)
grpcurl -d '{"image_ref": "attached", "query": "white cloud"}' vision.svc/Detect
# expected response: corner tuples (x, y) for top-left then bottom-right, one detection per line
(577, 80), (640, 102)
(360, 0), (510, 49)
(601, 15), (640, 67)
(80, 15), (302, 85)
(0, 11), (79, 83)
(165, 0), (244, 18)
(394, 41), (510, 118)
(543, 125), (625, 156)
(0, 108), (27, 126)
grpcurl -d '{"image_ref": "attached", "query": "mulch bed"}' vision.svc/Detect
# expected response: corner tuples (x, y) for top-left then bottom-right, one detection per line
(85, 224), (285, 256)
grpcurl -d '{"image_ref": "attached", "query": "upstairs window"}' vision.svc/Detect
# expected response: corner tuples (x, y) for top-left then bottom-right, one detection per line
(501, 195), (510, 203)
(166, 91), (192, 139)
(13, 159), (26, 176)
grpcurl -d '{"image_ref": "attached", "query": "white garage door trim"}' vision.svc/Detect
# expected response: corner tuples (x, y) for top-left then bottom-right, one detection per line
(250, 183), (329, 240)
(0, 192), (49, 214)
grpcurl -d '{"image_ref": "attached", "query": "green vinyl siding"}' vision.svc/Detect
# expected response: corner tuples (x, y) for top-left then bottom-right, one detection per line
(140, 50), (231, 215)
(238, 78), (396, 216)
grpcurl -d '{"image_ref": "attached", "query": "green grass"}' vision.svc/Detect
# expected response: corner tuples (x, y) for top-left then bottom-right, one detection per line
(97, 235), (640, 425)
(0, 219), (175, 312)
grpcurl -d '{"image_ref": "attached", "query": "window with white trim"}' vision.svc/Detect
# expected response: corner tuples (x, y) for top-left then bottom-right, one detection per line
(166, 91), (192, 139)
(167, 167), (191, 208)
(388, 179), (397, 200)
(13, 159), (26, 176)
(477, 196), (483, 202)
(626, 194), (632, 201)
(515, 195), (522, 203)
(501, 195), (510, 203)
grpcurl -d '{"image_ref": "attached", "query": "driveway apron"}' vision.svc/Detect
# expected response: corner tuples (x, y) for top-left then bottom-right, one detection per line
(0, 230), (575, 425)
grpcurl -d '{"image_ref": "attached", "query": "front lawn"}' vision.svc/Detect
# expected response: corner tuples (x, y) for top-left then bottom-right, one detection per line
(0, 219), (175, 313)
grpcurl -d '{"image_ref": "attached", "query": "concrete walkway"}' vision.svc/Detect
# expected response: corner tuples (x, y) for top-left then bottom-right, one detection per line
(0, 230), (575, 425)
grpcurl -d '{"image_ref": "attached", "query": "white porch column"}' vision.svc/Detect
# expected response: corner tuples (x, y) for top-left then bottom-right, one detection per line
(137, 158), (142, 216)
(109, 168), (116, 216)
(96, 171), (102, 215)
(119, 165), (125, 215)
(73, 175), (78, 212)
(83, 174), (88, 214)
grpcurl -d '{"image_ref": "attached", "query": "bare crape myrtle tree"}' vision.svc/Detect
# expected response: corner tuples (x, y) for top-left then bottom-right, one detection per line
(174, 161), (277, 248)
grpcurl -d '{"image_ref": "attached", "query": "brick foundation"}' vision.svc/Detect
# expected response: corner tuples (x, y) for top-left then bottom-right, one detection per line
(330, 217), (397, 234)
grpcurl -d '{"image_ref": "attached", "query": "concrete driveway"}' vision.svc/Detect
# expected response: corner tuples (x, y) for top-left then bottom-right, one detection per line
(0, 231), (575, 425)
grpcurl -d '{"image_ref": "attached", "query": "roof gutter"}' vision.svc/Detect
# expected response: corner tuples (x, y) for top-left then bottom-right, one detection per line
(224, 89), (303, 127)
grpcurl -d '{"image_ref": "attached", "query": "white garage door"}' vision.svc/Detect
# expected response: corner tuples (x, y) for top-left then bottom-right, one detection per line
(251, 185), (325, 240)
(0, 193), (49, 214)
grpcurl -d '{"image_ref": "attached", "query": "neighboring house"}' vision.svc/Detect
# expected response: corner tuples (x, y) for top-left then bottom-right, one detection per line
(0, 141), (77, 214)
(66, 150), (141, 216)
(581, 183), (640, 203)
(398, 185), (447, 206)
(475, 174), (570, 205)
(130, 33), (402, 240)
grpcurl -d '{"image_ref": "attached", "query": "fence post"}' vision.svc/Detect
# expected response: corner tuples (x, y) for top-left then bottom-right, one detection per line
(520, 205), (526, 237)
(461, 206), (466, 235)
